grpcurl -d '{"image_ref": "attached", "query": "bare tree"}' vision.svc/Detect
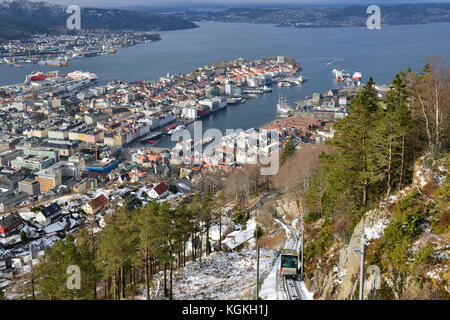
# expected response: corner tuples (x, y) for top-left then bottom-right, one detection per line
(273, 144), (328, 218)
(223, 165), (261, 204)
(409, 55), (450, 153)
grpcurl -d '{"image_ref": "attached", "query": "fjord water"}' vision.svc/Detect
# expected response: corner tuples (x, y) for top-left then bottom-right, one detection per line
(1, 22), (449, 146)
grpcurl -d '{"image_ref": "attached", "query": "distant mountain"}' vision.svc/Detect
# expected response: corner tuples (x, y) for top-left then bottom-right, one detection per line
(0, 0), (197, 41)
(170, 3), (450, 28)
(0, 17), (55, 43)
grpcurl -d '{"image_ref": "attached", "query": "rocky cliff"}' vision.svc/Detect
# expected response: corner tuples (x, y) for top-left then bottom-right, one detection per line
(304, 153), (449, 300)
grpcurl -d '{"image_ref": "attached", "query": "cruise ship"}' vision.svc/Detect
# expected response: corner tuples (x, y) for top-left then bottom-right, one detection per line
(27, 71), (58, 82)
(276, 96), (294, 114)
(67, 71), (98, 81)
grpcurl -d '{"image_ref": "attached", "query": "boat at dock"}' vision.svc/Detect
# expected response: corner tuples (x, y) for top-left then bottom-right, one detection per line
(38, 60), (68, 67)
(262, 85), (272, 92)
(3, 57), (21, 67)
(67, 71), (98, 81)
(139, 131), (163, 143)
(227, 97), (244, 105)
(168, 125), (186, 135)
(352, 71), (362, 81)
(27, 71), (58, 82)
(276, 96), (294, 114)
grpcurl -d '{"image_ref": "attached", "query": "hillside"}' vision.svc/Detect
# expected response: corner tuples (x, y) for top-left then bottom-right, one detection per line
(0, 0), (197, 42)
(172, 3), (450, 28)
(303, 153), (449, 299)
(0, 17), (55, 43)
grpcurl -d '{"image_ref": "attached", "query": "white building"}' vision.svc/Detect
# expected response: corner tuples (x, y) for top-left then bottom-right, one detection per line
(149, 182), (169, 199)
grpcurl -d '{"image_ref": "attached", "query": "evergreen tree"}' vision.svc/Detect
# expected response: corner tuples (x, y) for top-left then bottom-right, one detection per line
(214, 190), (226, 251)
(132, 201), (160, 300)
(35, 234), (81, 300)
(76, 227), (102, 300)
(200, 189), (213, 256)
(331, 77), (379, 206)
(96, 202), (137, 300)
(280, 136), (295, 164)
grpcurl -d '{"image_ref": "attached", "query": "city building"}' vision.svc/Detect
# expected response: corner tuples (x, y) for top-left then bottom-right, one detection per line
(0, 190), (28, 213)
(0, 149), (23, 166)
(18, 179), (41, 197)
(0, 213), (23, 238)
(10, 155), (55, 171)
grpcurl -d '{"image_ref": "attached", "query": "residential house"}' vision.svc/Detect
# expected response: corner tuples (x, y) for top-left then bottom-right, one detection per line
(149, 182), (169, 199)
(0, 213), (23, 237)
(154, 164), (170, 178)
(36, 202), (62, 226)
(82, 194), (108, 215)
(222, 229), (255, 251)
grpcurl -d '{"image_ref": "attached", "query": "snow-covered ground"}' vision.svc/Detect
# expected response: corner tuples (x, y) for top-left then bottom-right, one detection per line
(137, 248), (275, 300)
(259, 253), (280, 300)
(365, 218), (389, 241)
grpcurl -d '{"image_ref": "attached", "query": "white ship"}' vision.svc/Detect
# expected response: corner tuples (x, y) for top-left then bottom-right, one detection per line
(67, 70), (98, 81)
(352, 71), (362, 81)
(276, 96), (293, 114)
(168, 125), (185, 135)
(263, 85), (272, 92)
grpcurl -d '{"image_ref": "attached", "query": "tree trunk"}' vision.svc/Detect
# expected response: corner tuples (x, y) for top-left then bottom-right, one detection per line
(418, 94), (433, 151)
(206, 224), (210, 256)
(192, 231), (196, 261)
(362, 134), (368, 206)
(112, 274), (116, 300)
(170, 260), (173, 300)
(199, 230), (202, 261)
(163, 263), (167, 297)
(256, 241), (260, 300)
(183, 237), (186, 266)
(435, 86), (440, 149)
(399, 134), (405, 190)
(129, 266), (132, 285)
(219, 213), (222, 251)
(121, 266), (125, 299)
(387, 137), (392, 197)
(145, 251), (150, 300)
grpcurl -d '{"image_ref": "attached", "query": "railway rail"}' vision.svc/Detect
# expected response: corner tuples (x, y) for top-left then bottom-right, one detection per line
(285, 277), (303, 300)
(275, 217), (305, 300)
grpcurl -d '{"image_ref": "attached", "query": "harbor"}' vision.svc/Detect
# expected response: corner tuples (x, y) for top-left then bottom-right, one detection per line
(0, 31), (159, 69)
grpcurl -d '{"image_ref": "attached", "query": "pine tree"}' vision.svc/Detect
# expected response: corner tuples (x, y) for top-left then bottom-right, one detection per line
(133, 201), (160, 300)
(280, 136), (295, 164)
(214, 190), (226, 251)
(96, 202), (137, 300)
(76, 227), (102, 300)
(331, 77), (379, 206)
(200, 188), (213, 256)
(35, 234), (81, 300)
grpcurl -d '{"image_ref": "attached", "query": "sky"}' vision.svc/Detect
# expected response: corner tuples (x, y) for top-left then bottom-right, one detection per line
(27, 0), (450, 8)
